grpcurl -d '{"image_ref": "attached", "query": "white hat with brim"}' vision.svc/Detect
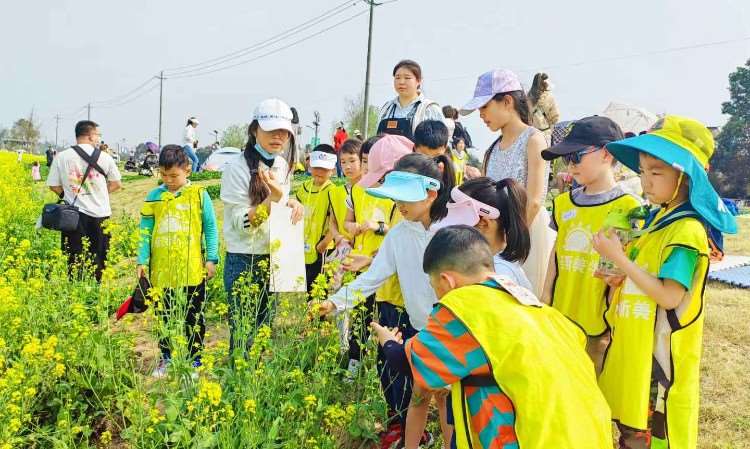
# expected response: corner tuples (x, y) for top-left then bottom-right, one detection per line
(253, 98), (294, 134)
(309, 151), (338, 170)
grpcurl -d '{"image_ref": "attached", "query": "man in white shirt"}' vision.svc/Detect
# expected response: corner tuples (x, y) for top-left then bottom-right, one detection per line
(47, 120), (122, 281)
(183, 117), (200, 173)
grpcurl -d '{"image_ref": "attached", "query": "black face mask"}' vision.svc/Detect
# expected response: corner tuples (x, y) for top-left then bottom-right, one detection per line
(258, 151), (275, 169)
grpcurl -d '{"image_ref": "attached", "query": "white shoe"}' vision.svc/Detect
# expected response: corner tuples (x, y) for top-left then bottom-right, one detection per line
(151, 359), (169, 379)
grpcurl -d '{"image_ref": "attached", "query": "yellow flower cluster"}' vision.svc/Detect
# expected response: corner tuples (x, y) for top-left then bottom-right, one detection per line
(196, 379), (222, 406)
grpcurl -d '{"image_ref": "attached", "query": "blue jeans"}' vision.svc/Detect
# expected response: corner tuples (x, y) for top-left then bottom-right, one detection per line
(223, 252), (276, 355)
(183, 145), (200, 172)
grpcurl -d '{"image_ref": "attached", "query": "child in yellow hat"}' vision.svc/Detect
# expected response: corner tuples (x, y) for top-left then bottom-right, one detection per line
(592, 116), (737, 449)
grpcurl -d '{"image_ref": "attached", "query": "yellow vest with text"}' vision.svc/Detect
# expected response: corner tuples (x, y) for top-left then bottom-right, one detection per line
(442, 282), (613, 449)
(296, 180), (334, 265)
(599, 209), (708, 449)
(142, 185), (206, 289)
(551, 191), (641, 336)
(450, 149), (468, 186)
(350, 184), (404, 307)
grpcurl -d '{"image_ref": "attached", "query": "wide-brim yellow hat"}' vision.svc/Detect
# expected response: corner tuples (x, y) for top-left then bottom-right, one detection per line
(606, 115), (736, 234)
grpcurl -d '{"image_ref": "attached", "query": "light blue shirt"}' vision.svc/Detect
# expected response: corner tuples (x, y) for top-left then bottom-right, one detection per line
(493, 254), (533, 291)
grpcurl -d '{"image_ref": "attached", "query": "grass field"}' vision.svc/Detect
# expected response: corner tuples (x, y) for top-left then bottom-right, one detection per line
(107, 175), (750, 448)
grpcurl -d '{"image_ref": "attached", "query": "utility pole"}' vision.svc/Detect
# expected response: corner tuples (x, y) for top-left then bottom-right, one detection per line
(54, 114), (61, 147)
(362, 0), (379, 138)
(87, 103), (91, 120)
(158, 71), (165, 147)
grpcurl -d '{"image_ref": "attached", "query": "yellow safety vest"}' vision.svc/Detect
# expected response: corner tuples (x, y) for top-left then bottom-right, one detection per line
(598, 208), (709, 449)
(551, 191), (641, 336)
(450, 149), (468, 186)
(295, 179), (334, 265)
(443, 276), (613, 449)
(329, 183), (351, 241)
(350, 185), (404, 307)
(142, 185), (206, 288)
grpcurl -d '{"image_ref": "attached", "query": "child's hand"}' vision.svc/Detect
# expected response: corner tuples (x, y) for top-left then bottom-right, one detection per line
(342, 254), (371, 272)
(594, 269), (626, 288)
(258, 169), (284, 203)
(592, 230), (626, 264)
(369, 322), (401, 346)
(136, 265), (147, 279)
(315, 240), (328, 254)
(287, 198), (304, 224)
(205, 262), (216, 279)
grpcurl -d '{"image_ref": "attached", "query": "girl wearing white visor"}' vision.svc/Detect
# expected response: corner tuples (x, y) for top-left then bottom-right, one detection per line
(318, 153), (456, 448)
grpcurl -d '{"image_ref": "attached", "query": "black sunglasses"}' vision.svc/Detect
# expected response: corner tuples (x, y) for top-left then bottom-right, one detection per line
(562, 146), (602, 165)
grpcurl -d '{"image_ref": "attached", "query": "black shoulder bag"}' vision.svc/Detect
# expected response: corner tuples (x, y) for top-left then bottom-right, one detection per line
(42, 146), (107, 232)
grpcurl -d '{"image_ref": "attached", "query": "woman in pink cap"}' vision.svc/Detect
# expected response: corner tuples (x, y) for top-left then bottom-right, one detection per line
(461, 69), (554, 298)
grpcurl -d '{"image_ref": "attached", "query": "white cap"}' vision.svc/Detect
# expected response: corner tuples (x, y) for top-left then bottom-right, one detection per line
(309, 151), (337, 170)
(189, 117), (199, 125)
(253, 98), (294, 134)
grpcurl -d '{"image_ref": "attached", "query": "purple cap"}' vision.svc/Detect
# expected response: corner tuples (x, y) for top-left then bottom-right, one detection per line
(460, 69), (523, 115)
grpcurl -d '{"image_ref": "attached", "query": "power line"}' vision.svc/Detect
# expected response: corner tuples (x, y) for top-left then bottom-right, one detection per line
(423, 35), (750, 86)
(96, 84), (160, 109)
(164, 0), (360, 75)
(91, 76), (158, 106)
(167, 9), (369, 80)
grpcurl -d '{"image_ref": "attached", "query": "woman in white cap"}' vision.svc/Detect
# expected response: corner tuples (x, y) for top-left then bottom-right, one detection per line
(220, 98), (304, 355)
(183, 117), (201, 172)
(376, 59), (444, 142)
(461, 69), (554, 298)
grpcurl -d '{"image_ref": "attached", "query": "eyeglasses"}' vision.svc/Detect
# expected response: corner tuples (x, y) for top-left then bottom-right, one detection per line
(562, 146), (601, 165)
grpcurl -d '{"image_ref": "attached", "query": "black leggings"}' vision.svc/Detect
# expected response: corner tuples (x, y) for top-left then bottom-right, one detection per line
(158, 281), (206, 361)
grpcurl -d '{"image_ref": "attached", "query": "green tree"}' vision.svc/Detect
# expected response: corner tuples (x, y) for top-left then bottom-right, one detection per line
(9, 116), (41, 150)
(340, 94), (379, 138)
(221, 123), (249, 149)
(712, 59), (750, 198)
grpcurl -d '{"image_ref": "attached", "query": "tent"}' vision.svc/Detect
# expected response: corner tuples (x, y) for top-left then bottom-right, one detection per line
(602, 102), (660, 134)
(202, 147), (241, 172)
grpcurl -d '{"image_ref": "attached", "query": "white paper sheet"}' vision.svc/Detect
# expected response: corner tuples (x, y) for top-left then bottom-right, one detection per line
(269, 202), (306, 292)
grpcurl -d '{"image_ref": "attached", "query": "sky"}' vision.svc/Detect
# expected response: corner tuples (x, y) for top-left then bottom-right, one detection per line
(1, 0), (749, 152)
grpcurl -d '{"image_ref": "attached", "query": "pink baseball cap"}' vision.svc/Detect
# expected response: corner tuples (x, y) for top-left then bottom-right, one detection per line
(460, 69), (523, 115)
(358, 134), (414, 188)
(431, 187), (500, 231)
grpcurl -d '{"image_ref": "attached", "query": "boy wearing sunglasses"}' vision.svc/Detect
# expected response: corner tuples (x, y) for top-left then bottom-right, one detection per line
(540, 116), (642, 371)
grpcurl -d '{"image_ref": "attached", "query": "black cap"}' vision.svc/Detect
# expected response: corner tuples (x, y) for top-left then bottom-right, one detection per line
(541, 116), (624, 160)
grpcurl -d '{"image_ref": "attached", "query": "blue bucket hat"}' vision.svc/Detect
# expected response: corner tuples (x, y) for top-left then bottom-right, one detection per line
(605, 115), (736, 234)
(366, 171), (441, 202)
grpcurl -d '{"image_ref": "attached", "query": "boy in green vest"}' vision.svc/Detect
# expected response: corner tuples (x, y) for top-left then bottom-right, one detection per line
(593, 116), (737, 449)
(540, 116), (642, 371)
(371, 225), (612, 449)
(137, 145), (219, 378)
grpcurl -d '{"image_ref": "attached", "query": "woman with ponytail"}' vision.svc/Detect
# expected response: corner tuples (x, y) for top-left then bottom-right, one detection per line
(433, 177), (532, 290)
(460, 69), (554, 297)
(220, 98), (304, 355)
